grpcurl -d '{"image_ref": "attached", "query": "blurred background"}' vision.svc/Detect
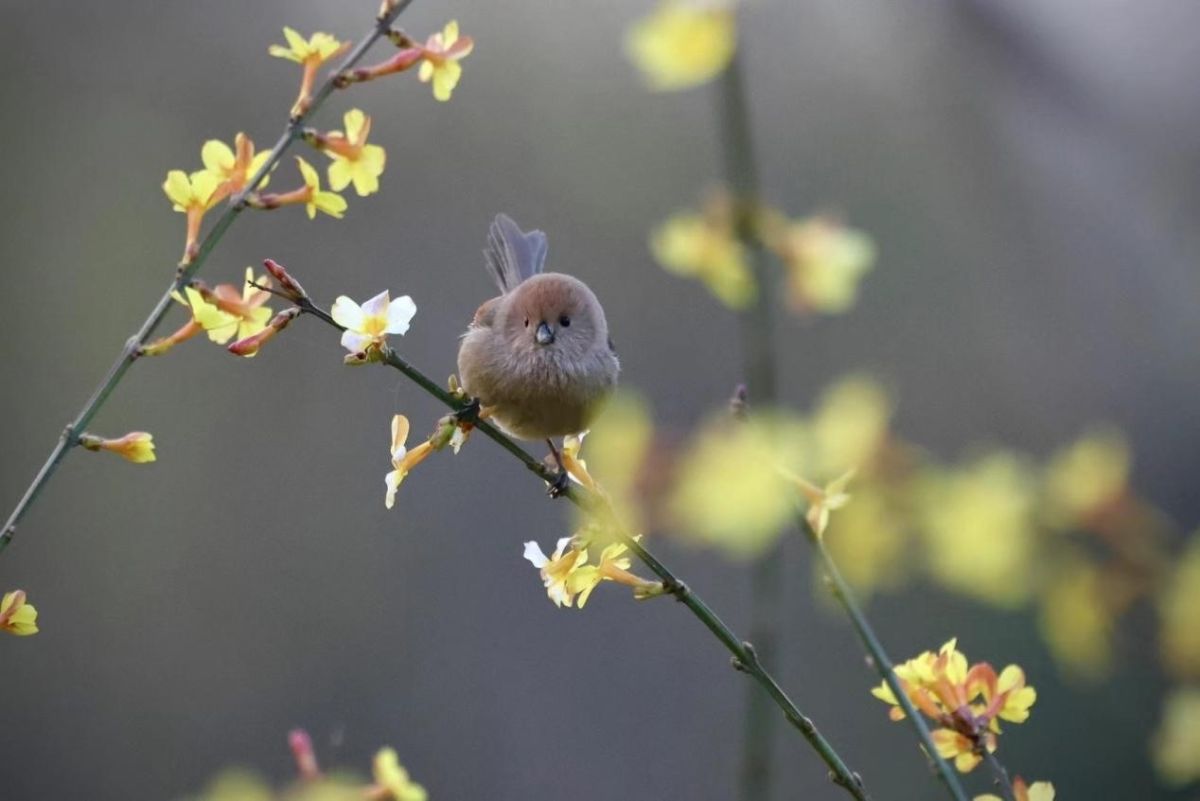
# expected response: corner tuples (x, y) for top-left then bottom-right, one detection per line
(2, 0), (1199, 798)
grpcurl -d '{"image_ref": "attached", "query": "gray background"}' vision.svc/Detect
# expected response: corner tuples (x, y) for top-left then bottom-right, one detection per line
(1, 0), (1198, 798)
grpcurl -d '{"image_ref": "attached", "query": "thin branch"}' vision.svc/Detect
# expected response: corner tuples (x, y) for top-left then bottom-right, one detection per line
(982, 749), (1017, 801)
(802, 522), (970, 801)
(293, 302), (870, 801)
(0, 0), (418, 554)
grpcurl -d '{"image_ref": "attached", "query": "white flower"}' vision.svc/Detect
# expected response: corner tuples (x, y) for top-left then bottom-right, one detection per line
(330, 290), (416, 355)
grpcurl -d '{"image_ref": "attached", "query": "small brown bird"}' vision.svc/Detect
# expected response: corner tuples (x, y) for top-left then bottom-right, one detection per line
(458, 214), (619, 477)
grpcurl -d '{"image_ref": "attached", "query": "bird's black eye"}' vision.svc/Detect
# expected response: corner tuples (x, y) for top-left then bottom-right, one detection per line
(559, 315), (571, 327)
(524, 318), (529, 328)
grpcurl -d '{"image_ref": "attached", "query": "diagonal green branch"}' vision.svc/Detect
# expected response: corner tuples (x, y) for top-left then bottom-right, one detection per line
(0, 0), (418, 555)
(801, 520), (970, 801)
(293, 299), (870, 801)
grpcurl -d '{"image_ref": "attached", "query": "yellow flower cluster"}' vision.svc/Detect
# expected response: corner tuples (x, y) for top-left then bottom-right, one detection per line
(625, 1), (737, 92)
(524, 531), (662, 609)
(871, 638), (1037, 773)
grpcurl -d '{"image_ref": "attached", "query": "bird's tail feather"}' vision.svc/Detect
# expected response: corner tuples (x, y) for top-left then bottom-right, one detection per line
(484, 213), (548, 294)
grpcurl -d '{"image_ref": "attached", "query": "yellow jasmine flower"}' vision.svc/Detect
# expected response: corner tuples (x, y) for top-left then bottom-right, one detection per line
(625, 1), (736, 92)
(201, 132), (273, 203)
(917, 452), (1037, 608)
(1160, 537), (1200, 678)
(321, 109), (387, 196)
(774, 216), (876, 315)
(1043, 427), (1130, 527)
(269, 27), (349, 117)
(785, 468), (855, 539)
(163, 168), (220, 263)
(331, 290), (417, 359)
(296, 157), (347, 219)
(385, 415), (435, 509)
(1037, 554), (1112, 681)
(651, 211), (754, 309)
(809, 375), (891, 477)
(977, 777), (1055, 801)
(417, 20), (475, 101)
(565, 539), (663, 608)
(1153, 687), (1200, 785)
(208, 268), (276, 343)
(871, 638), (1036, 773)
(0, 590), (38, 636)
(79, 431), (157, 463)
(369, 747), (428, 801)
(668, 413), (809, 557)
(524, 537), (588, 608)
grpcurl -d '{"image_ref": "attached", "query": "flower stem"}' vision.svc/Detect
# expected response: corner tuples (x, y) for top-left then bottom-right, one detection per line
(982, 749), (1017, 801)
(0, 0), (420, 556)
(295, 301), (869, 800)
(803, 523), (970, 801)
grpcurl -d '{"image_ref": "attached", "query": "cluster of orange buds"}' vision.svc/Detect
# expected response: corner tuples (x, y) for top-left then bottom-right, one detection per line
(871, 638), (1037, 773)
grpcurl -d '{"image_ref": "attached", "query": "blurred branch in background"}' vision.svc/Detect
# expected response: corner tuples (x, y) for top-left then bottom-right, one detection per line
(0, 0), (420, 556)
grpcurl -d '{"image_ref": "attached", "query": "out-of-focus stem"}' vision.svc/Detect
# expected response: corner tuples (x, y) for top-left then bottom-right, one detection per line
(714, 30), (783, 801)
(803, 522), (971, 801)
(0, 0), (419, 555)
(982, 750), (1017, 801)
(296, 301), (870, 801)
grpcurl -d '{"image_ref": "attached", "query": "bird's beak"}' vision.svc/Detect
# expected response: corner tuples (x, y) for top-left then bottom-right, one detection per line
(535, 321), (555, 345)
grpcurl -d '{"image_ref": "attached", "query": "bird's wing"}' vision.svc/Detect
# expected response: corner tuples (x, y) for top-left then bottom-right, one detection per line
(472, 296), (500, 328)
(483, 213), (548, 294)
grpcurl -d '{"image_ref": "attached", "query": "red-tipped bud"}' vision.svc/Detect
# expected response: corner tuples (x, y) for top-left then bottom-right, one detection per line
(288, 728), (320, 781)
(263, 258), (310, 303)
(227, 307), (301, 357)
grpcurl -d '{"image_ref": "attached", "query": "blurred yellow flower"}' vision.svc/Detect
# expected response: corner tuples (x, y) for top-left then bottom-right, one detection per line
(976, 777), (1055, 801)
(809, 375), (891, 477)
(524, 537), (588, 608)
(820, 484), (907, 598)
(1160, 537), (1200, 679)
(331, 290), (417, 360)
(269, 28), (349, 117)
(625, 1), (736, 91)
(0, 590), (38, 636)
(370, 747), (428, 801)
(201, 133), (273, 203)
(418, 20), (474, 101)
(1043, 427), (1129, 527)
(917, 452), (1037, 607)
(385, 415), (435, 509)
(651, 211), (754, 309)
(580, 391), (655, 531)
(193, 770), (275, 801)
(1153, 687), (1200, 786)
(80, 431), (157, 464)
(322, 109), (387, 197)
(296, 157), (348, 219)
(871, 638), (1036, 773)
(1037, 555), (1112, 681)
(163, 168), (220, 263)
(774, 216), (876, 315)
(668, 413), (810, 557)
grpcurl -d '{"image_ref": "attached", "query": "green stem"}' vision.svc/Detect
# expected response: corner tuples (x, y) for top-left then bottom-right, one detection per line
(715, 32), (782, 801)
(0, 1), (418, 555)
(298, 303), (869, 800)
(803, 522), (970, 801)
(982, 750), (1016, 801)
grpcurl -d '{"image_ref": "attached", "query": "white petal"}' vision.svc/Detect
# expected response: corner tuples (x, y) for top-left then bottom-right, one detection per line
(385, 471), (401, 509)
(523, 541), (549, 568)
(340, 330), (374, 353)
(330, 296), (365, 331)
(385, 295), (417, 335)
(552, 537), (573, 559)
(360, 290), (391, 322)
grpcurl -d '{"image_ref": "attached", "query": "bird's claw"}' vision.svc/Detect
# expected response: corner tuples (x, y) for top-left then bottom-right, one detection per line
(454, 397), (482, 424)
(547, 469), (570, 498)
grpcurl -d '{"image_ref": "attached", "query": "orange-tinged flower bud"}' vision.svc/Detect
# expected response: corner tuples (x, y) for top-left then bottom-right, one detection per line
(79, 431), (157, 464)
(227, 307), (301, 357)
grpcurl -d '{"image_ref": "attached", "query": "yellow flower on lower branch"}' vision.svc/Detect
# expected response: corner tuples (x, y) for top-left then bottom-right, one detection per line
(369, 747), (428, 801)
(976, 777), (1055, 801)
(385, 415), (435, 509)
(870, 638), (1036, 773)
(524, 536), (661, 608)
(79, 431), (156, 464)
(524, 537), (588, 608)
(625, 1), (736, 92)
(0, 590), (38, 635)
